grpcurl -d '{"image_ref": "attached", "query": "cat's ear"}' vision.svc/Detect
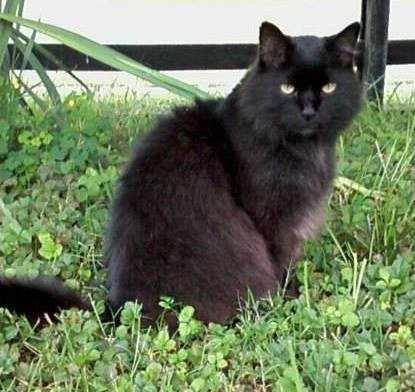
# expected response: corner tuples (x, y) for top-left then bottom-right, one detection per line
(327, 22), (361, 67)
(259, 22), (292, 69)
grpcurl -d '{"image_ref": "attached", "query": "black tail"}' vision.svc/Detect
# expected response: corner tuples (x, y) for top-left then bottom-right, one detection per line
(0, 276), (91, 324)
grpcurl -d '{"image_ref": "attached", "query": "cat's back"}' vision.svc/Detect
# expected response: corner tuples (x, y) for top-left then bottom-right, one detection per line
(111, 98), (235, 231)
(121, 98), (228, 187)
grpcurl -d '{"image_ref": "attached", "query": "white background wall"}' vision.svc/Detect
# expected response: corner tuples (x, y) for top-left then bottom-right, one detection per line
(20, 0), (415, 97)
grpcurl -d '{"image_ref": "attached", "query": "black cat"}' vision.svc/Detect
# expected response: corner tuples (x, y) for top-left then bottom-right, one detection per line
(0, 21), (362, 326)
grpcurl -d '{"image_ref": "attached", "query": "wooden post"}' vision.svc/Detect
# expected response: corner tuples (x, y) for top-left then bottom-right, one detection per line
(361, 0), (391, 102)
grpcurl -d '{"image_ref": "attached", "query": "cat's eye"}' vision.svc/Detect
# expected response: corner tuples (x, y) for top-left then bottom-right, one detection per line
(322, 83), (337, 94)
(280, 83), (295, 95)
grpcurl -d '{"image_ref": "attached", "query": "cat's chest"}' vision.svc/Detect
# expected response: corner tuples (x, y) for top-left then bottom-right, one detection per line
(234, 144), (334, 240)
(241, 145), (332, 196)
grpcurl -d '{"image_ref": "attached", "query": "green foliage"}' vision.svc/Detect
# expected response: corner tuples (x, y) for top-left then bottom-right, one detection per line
(1, 92), (120, 186)
(0, 94), (415, 391)
(38, 232), (63, 260)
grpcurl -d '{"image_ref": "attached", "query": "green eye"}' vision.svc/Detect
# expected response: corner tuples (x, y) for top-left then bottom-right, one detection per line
(322, 83), (337, 94)
(280, 83), (295, 95)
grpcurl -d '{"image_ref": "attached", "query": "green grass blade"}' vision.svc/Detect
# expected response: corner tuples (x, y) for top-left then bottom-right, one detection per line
(0, 41), (9, 77)
(17, 25), (34, 74)
(12, 32), (60, 103)
(13, 70), (48, 110)
(0, 13), (212, 100)
(0, 0), (21, 65)
(335, 175), (384, 200)
(13, 28), (90, 93)
(17, 0), (24, 17)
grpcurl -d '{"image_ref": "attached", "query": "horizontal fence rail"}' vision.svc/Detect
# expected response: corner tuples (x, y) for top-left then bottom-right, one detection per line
(8, 40), (415, 72)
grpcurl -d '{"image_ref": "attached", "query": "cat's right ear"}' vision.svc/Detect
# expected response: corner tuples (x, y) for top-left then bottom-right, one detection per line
(259, 22), (292, 69)
(326, 22), (361, 67)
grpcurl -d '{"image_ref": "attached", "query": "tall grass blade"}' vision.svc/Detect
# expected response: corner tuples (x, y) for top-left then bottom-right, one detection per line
(16, 0), (23, 17)
(0, 0), (21, 65)
(12, 33), (60, 103)
(14, 71), (47, 110)
(17, 24), (34, 72)
(0, 13), (211, 100)
(13, 28), (90, 93)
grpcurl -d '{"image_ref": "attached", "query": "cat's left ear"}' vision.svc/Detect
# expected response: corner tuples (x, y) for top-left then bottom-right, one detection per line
(326, 22), (361, 67)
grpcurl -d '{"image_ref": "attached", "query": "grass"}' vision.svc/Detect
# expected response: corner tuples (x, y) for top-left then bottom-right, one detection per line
(0, 85), (414, 391)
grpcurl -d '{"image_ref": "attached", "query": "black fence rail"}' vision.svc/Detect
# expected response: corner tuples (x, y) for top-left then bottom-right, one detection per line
(8, 0), (414, 101)
(11, 40), (415, 72)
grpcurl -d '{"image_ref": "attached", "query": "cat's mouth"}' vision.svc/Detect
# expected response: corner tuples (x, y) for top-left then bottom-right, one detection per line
(299, 127), (316, 137)
(296, 123), (321, 137)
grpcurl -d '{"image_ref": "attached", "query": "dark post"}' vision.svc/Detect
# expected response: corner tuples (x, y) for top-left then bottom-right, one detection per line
(361, 0), (391, 102)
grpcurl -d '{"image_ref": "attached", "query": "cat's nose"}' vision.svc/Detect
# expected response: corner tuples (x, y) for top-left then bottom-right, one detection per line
(301, 106), (316, 122)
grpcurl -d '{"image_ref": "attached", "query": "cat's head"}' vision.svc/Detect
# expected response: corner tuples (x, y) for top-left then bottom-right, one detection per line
(236, 22), (362, 142)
